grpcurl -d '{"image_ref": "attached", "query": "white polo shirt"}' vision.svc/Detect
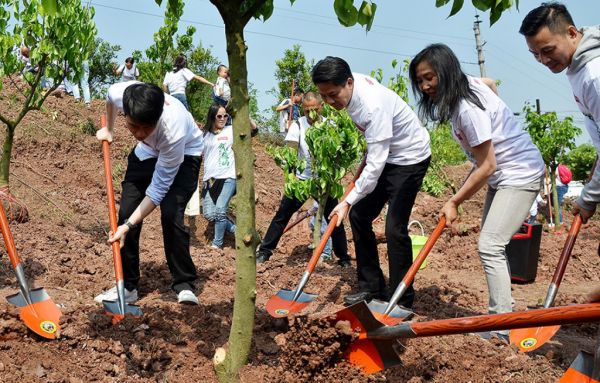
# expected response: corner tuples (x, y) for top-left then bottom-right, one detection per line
(285, 117), (313, 180)
(344, 73), (431, 205)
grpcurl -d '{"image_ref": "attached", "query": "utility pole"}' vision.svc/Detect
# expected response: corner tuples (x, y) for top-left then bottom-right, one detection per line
(473, 14), (487, 77)
(536, 98), (541, 114)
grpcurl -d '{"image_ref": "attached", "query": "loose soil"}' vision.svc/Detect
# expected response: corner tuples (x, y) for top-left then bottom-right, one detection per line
(0, 81), (598, 382)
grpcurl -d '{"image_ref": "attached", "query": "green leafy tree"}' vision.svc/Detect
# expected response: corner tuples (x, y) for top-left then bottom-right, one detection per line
(0, 0), (96, 216)
(89, 37), (121, 98)
(561, 143), (596, 182)
(269, 107), (366, 247)
(371, 58), (410, 104)
(273, 44), (314, 100)
(524, 104), (581, 227)
(422, 123), (466, 196)
(436, 0), (518, 25)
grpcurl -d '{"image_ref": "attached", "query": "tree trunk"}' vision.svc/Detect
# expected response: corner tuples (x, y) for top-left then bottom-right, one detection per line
(213, 19), (259, 383)
(0, 124), (15, 188)
(312, 195), (327, 250)
(549, 165), (561, 229)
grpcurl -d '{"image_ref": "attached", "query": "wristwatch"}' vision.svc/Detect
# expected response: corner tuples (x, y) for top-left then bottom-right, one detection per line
(124, 219), (138, 230)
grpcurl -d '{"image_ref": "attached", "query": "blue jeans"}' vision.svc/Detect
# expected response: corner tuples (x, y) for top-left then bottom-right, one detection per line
(310, 210), (332, 256)
(202, 178), (236, 247)
(556, 184), (569, 223)
(65, 60), (90, 104)
(172, 93), (190, 111)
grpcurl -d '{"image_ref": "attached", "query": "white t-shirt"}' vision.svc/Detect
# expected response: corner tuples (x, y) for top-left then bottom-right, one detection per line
(214, 77), (231, 101)
(107, 81), (203, 205)
(117, 64), (139, 82)
(344, 73), (431, 205)
(451, 76), (544, 188)
(163, 68), (196, 95)
(285, 117), (313, 180)
(278, 98), (292, 133)
(202, 125), (236, 181)
(567, 56), (600, 153)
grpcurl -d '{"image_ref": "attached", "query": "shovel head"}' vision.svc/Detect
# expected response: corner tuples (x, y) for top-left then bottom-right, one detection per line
(367, 299), (414, 326)
(6, 288), (61, 339)
(266, 289), (317, 318)
(333, 301), (404, 373)
(103, 300), (142, 324)
(509, 324), (561, 352)
(560, 351), (600, 383)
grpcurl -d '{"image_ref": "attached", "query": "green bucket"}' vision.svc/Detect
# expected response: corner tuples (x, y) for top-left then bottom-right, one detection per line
(409, 220), (428, 270)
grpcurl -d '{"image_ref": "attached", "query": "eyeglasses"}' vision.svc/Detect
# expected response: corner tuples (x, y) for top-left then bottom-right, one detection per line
(216, 114), (229, 119)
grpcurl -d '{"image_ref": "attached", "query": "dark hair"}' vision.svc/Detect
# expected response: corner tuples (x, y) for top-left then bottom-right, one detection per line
(122, 83), (164, 126)
(125, 57), (134, 64)
(311, 56), (354, 86)
(217, 64), (228, 74)
(293, 87), (304, 95)
(519, 2), (575, 37)
(409, 43), (484, 123)
(173, 54), (187, 73)
(204, 103), (227, 135)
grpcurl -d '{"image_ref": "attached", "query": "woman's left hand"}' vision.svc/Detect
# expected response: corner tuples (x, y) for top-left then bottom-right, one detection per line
(440, 200), (459, 228)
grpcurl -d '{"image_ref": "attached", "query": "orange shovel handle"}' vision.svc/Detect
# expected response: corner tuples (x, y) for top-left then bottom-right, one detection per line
(0, 203), (21, 269)
(551, 214), (582, 288)
(100, 115), (124, 283)
(306, 158), (367, 273)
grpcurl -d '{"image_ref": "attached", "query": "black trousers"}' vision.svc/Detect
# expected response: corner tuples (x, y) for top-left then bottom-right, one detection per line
(349, 157), (430, 308)
(119, 150), (201, 293)
(259, 194), (350, 261)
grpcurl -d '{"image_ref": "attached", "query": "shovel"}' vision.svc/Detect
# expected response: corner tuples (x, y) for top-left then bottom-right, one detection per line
(367, 217), (446, 326)
(1, 203), (62, 339)
(283, 206), (317, 234)
(334, 300), (600, 374)
(560, 351), (600, 383)
(99, 115), (142, 324)
(509, 214), (582, 352)
(265, 158), (366, 318)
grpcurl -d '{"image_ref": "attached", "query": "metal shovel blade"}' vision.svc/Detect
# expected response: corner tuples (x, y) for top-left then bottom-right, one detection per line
(6, 288), (61, 339)
(509, 324), (561, 352)
(266, 289), (318, 318)
(103, 300), (142, 324)
(367, 299), (414, 326)
(560, 351), (600, 383)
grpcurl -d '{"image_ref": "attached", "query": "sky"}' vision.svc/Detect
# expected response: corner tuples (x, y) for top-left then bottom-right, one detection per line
(91, 0), (600, 144)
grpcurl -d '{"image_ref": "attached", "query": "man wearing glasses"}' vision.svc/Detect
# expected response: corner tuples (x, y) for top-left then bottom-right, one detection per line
(94, 81), (203, 305)
(256, 91), (352, 267)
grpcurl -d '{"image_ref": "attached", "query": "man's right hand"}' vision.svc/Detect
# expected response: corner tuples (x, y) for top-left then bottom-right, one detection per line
(96, 126), (113, 143)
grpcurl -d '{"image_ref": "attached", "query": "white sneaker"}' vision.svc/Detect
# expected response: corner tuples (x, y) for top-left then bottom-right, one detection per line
(177, 290), (199, 305)
(94, 286), (138, 303)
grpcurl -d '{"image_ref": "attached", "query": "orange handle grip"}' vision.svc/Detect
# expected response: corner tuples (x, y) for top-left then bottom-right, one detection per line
(0, 203), (21, 269)
(100, 115), (124, 282)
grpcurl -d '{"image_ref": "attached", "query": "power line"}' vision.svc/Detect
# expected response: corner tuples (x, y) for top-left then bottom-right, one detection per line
(91, 2), (479, 65)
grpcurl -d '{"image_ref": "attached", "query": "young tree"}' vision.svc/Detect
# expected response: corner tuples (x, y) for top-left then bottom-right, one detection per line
(273, 44), (314, 100)
(89, 37), (121, 98)
(524, 105), (581, 227)
(0, 0), (96, 219)
(371, 58), (410, 104)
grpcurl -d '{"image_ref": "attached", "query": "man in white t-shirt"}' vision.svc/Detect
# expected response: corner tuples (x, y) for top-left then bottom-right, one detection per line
(94, 81), (203, 306)
(521, 5), (600, 224)
(312, 56), (431, 309)
(115, 57), (139, 82)
(256, 91), (351, 267)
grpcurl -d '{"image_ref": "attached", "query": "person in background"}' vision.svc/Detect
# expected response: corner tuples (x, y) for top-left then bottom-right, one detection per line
(94, 81), (203, 306)
(201, 104), (236, 250)
(275, 88), (304, 134)
(410, 44), (544, 341)
(555, 163), (572, 224)
(163, 54), (214, 111)
(65, 60), (91, 107)
(213, 64), (231, 107)
(114, 57), (139, 82)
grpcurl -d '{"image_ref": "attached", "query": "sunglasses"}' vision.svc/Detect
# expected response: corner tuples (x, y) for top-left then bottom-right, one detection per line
(216, 114), (229, 119)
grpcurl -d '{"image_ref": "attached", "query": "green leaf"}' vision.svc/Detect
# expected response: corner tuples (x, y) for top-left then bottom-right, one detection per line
(334, 0), (358, 27)
(448, 0), (464, 17)
(357, 1), (377, 31)
(40, 0), (57, 15)
(471, 0), (491, 11)
(436, 0), (451, 6)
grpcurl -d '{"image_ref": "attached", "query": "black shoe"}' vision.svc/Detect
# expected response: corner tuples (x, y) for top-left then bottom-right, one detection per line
(256, 252), (271, 264)
(344, 291), (378, 306)
(337, 259), (352, 268)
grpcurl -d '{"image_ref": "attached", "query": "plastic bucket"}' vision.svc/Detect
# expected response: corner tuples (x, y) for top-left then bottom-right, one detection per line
(408, 220), (428, 270)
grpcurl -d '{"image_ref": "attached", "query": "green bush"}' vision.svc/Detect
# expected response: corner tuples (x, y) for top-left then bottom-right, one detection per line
(561, 143), (596, 182)
(421, 123), (466, 196)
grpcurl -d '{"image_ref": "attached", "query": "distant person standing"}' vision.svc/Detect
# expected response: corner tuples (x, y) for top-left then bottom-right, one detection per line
(213, 64), (231, 107)
(66, 60), (91, 107)
(275, 88), (304, 134)
(114, 57), (139, 82)
(555, 164), (572, 224)
(163, 54), (214, 111)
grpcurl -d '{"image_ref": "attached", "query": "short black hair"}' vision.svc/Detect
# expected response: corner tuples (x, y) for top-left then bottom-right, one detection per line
(122, 83), (164, 126)
(311, 56), (354, 86)
(125, 57), (135, 64)
(519, 2), (575, 37)
(293, 87), (304, 95)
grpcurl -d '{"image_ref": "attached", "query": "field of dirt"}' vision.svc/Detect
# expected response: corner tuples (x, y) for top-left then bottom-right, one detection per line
(0, 82), (599, 382)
